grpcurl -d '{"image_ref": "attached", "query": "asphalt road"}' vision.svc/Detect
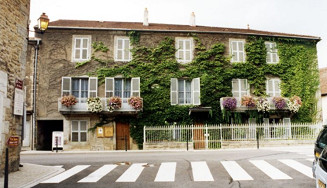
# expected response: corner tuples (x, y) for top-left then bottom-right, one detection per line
(21, 146), (316, 188)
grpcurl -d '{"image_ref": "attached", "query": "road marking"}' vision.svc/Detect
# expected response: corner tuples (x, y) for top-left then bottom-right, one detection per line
(279, 159), (314, 179)
(42, 165), (90, 183)
(191, 161), (214, 181)
(116, 163), (146, 182)
(78, 164), (117, 183)
(306, 158), (314, 162)
(53, 165), (63, 168)
(250, 160), (292, 180)
(154, 162), (176, 182)
(221, 161), (253, 181)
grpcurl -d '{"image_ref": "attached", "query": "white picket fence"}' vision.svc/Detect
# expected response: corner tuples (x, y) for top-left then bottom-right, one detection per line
(143, 122), (323, 149)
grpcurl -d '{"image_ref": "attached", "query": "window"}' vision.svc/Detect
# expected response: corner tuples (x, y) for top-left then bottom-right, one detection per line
(72, 35), (91, 62)
(105, 77), (140, 99)
(171, 78), (200, 105)
(61, 77), (98, 102)
(114, 37), (131, 62)
(266, 78), (281, 97)
(71, 120), (87, 142)
(230, 39), (245, 62)
(175, 38), (193, 63)
(232, 79), (249, 105)
(265, 42), (279, 63)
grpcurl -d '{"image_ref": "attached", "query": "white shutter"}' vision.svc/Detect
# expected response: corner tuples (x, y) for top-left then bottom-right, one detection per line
(105, 77), (114, 98)
(88, 77), (98, 98)
(175, 39), (180, 60)
(275, 79), (281, 96)
(192, 78), (200, 105)
(232, 79), (239, 97)
(62, 77), (71, 96)
(131, 77), (140, 97)
(171, 78), (178, 105)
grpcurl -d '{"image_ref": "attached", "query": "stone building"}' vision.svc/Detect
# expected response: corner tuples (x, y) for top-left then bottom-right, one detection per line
(26, 11), (321, 151)
(0, 0), (30, 174)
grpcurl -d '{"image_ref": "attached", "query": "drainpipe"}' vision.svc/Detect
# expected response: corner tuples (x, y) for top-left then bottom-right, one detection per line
(32, 39), (40, 150)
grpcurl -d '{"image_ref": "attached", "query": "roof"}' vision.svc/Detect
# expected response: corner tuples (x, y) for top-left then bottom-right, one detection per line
(47, 20), (320, 40)
(320, 68), (327, 95)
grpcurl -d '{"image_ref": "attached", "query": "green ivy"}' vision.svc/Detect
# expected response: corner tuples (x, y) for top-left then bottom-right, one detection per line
(82, 32), (319, 147)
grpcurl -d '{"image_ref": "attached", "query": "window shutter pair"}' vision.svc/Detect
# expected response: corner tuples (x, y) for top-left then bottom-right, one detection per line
(171, 78), (200, 105)
(105, 77), (140, 98)
(115, 37), (131, 61)
(61, 77), (98, 97)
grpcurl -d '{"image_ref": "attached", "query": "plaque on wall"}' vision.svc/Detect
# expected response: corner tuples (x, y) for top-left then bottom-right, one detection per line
(97, 127), (104, 138)
(104, 126), (113, 137)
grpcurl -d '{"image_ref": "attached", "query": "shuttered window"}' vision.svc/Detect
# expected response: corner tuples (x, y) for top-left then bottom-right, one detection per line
(171, 78), (200, 105)
(230, 40), (245, 62)
(71, 120), (87, 142)
(105, 77), (140, 99)
(232, 79), (249, 105)
(72, 35), (91, 62)
(62, 77), (98, 103)
(114, 37), (131, 62)
(265, 42), (279, 63)
(266, 78), (281, 97)
(175, 38), (193, 63)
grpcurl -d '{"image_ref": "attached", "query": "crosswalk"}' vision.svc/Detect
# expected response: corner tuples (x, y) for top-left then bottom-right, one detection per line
(40, 159), (314, 184)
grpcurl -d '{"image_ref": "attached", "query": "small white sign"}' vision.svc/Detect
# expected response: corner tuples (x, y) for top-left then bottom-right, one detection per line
(14, 88), (24, 116)
(52, 131), (64, 150)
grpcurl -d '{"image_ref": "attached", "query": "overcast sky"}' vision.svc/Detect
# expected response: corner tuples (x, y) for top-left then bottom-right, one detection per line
(30, 0), (327, 68)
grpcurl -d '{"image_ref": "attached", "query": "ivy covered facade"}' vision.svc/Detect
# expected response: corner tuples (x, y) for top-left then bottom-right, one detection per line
(27, 20), (321, 150)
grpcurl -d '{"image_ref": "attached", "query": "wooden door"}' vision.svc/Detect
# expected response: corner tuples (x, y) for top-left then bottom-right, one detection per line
(193, 124), (205, 149)
(116, 122), (130, 150)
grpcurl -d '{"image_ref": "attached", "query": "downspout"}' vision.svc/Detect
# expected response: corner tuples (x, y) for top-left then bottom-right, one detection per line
(32, 39), (40, 150)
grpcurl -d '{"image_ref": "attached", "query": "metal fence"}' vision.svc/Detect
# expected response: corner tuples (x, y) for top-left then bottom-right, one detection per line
(143, 122), (323, 149)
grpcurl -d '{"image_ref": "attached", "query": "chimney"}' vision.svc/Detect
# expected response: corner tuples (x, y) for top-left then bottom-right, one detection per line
(190, 12), (196, 27)
(143, 8), (149, 26)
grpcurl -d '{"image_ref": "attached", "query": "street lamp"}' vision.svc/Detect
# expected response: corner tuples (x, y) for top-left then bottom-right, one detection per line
(37, 13), (49, 33)
(31, 13), (49, 150)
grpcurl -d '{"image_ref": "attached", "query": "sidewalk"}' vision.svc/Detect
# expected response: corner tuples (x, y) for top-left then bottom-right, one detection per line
(0, 163), (64, 188)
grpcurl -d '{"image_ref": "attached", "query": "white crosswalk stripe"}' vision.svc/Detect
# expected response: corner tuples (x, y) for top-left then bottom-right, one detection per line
(306, 158), (314, 162)
(191, 161), (214, 181)
(154, 162), (176, 182)
(116, 163), (146, 182)
(78, 164), (117, 183)
(279, 159), (314, 179)
(42, 165), (90, 183)
(250, 160), (292, 180)
(221, 161), (253, 181)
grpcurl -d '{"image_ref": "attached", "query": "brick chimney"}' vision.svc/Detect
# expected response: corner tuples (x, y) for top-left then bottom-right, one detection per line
(190, 12), (196, 27)
(143, 8), (149, 26)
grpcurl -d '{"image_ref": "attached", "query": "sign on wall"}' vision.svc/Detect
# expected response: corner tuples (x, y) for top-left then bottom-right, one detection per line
(7, 136), (20, 147)
(14, 79), (24, 116)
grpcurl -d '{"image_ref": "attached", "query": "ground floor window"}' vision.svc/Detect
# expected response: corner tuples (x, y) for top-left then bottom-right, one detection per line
(71, 120), (87, 142)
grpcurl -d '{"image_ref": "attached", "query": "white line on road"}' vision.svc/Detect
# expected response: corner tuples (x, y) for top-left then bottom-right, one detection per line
(154, 162), (176, 182)
(116, 163), (146, 182)
(191, 161), (214, 181)
(279, 159), (314, 179)
(78, 164), (117, 183)
(42, 165), (90, 183)
(250, 160), (292, 180)
(221, 161), (253, 181)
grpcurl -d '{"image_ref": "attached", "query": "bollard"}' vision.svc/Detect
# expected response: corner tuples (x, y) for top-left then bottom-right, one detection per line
(4, 147), (9, 188)
(55, 137), (58, 153)
(256, 131), (259, 149)
(125, 135), (127, 151)
(186, 133), (189, 151)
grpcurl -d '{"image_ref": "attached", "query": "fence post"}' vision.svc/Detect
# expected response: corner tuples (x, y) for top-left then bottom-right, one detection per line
(125, 135), (127, 151)
(205, 124), (208, 150)
(256, 131), (260, 149)
(143, 126), (146, 144)
(220, 124), (223, 149)
(4, 147), (9, 188)
(186, 129), (189, 151)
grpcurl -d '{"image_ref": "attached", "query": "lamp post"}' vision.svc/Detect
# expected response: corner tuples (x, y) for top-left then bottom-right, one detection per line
(31, 13), (49, 150)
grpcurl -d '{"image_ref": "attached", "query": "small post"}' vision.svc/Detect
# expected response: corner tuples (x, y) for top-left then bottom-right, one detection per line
(186, 131), (189, 151)
(4, 147), (9, 188)
(256, 131), (260, 149)
(125, 135), (127, 151)
(55, 137), (58, 153)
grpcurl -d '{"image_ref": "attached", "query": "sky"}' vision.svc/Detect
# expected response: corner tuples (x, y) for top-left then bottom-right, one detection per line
(30, 0), (327, 68)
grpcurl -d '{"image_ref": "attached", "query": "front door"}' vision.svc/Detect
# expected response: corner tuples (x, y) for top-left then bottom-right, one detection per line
(116, 122), (130, 150)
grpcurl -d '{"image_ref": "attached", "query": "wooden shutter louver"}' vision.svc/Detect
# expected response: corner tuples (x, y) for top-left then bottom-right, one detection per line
(192, 78), (200, 105)
(62, 77), (71, 96)
(105, 77), (114, 98)
(88, 77), (98, 98)
(171, 78), (178, 105)
(131, 77), (140, 97)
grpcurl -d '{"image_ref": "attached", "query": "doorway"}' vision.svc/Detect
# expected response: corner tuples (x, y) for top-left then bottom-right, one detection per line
(116, 122), (130, 150)
(37, 120), (63, 150)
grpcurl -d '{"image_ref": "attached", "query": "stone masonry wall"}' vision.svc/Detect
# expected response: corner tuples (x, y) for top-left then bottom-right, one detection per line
(0, 0), (30, 175)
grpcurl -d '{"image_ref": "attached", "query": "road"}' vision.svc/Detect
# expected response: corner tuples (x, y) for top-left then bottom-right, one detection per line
(21, 146), (315, 188)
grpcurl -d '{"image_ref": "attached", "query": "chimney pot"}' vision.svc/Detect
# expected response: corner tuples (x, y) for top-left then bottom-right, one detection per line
(190, 12), (196, 27)
(143, 8), (149, 26)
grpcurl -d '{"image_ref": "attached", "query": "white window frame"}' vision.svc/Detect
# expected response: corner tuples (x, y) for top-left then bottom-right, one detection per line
(232, 79), (250, 106)
(71, 120), (88, 142)
(178, 79), (192, 105)
(114, 36), (131, 62)
(265, 41), (279, 64)
(175, 37), (193, 63)
(105, 77), (140, 103)
(266, 78), (281, 97)
(61, 77), (98, 102)
(72, 35), (91, 62)
(229, 39), (246, 63)
(171, 78), (200, 105)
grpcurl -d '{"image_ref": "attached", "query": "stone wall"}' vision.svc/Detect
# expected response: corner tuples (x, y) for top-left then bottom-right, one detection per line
(0, 0), (30, 175)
